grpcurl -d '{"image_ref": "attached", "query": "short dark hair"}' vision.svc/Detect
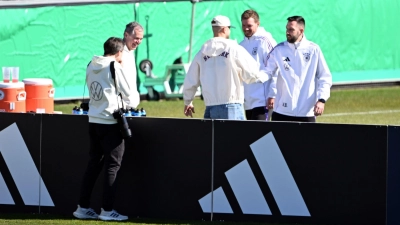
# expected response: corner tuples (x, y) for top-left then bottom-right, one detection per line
(287, 16), (305, 27)
(103, 37), (124, 56)
(241, 9), (259, 23)
(124, 22), (143, 35)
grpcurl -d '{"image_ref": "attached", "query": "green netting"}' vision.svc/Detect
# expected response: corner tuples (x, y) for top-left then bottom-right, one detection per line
(0, 0), (399, 99)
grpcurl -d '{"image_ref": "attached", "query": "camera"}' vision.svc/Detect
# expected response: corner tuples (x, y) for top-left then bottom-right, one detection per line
(113, 108), (132, 139)
(80, 102), (89, 111)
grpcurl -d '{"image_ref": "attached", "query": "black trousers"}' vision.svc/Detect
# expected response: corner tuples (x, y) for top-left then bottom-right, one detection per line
(245, 106), (268, 120)
(271, 111), (316, 123)
(78, 122), (125, 211)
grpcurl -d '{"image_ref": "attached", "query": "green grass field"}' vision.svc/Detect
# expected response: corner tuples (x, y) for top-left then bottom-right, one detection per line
(56, 86), (400, 125)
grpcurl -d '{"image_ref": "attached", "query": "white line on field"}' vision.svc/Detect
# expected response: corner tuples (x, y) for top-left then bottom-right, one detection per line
(324, 109), (400, 117)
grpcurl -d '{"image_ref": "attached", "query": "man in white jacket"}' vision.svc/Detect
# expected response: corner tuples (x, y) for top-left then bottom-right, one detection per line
(183, 15), (268, 120)
(73, 37), (139, 221)
(264, 16), (332, 122)
(122, 21), (143, 97)
(240, 10), (277, 121)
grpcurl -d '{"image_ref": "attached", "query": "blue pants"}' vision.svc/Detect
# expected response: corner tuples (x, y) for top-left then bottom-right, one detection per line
(204, 103), (245, 120)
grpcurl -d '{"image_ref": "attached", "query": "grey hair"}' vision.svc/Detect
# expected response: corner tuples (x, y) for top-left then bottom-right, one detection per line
(124, 22), (144, 35)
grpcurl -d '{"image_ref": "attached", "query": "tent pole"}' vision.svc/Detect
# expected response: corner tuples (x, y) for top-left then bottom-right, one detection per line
(188, 0), (198, 63)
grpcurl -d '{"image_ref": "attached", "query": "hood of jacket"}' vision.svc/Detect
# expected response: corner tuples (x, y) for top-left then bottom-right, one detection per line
(88, 55), (114, 74)
(246, 27), (274, 41)
(255, 27), (268, 37)
(201, 37), (237, 56)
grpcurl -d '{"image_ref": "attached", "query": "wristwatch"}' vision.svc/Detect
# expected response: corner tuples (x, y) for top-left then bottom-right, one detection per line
(318, 99), (326, 103)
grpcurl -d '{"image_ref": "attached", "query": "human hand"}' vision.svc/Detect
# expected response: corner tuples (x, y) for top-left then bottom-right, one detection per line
(184, 104), (195, 117)
(267, 98), (275, 110)
(314, 101), (325, 116)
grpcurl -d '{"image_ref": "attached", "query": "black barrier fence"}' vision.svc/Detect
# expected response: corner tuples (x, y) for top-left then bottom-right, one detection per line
(0, 113), (399, 225)
(387, 126), (400, 225)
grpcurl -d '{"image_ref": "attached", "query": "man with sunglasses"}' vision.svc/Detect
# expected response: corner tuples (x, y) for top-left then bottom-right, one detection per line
(183, 15), (268, 120)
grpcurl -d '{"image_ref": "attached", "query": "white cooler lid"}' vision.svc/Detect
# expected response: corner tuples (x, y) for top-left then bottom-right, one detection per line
(0, 81), (25, 88)
(22, 78), (53, 85)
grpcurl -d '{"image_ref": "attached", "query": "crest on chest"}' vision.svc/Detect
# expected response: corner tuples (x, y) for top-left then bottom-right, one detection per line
(252, 47), (258, 55)
(303, 52), (310, 62)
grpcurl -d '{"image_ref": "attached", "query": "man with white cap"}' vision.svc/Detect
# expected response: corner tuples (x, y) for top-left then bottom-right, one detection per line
(183, 15), (268, 120)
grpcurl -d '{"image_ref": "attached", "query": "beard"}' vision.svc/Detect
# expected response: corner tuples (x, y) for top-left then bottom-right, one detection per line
(286, 35), (298, 43)
(287, 33), (302, 43)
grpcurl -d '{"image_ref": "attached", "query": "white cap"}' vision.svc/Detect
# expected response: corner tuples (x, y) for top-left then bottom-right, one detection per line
(211, 15), (235, 28)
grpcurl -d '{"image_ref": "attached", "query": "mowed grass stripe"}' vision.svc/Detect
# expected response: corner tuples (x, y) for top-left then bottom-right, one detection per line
(324, 109), (400, 117)
(54, 86), (400, 125)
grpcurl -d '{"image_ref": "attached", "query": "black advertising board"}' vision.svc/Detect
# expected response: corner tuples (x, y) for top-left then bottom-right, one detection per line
(125, 117), (213, 220)
(211, 121), (387, 225)
(39, 116), (214, 220)
(39, 114), (91, 215)
(387, 126), (400, 225)
(0, 113), (392, 225)
(0, 113), (43, 213)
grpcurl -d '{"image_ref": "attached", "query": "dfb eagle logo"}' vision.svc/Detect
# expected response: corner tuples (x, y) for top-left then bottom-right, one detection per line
(284, 63), (290, 71)
(303, 52), (310, 62)
(252, 47), (258, 55)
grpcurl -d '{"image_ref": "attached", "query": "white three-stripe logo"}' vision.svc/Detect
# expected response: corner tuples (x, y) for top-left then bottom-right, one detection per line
(198, 132), (310, 216)
(0, 123), (54, 206)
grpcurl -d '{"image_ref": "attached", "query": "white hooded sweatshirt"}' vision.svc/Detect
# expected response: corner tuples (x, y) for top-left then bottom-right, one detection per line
(240, 27), (277, 110)
(183, 37), (268, 107)
(86, 55), (140, 124)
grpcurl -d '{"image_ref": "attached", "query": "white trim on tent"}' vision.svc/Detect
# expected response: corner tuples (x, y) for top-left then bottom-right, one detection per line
(0, 0), (197, 8)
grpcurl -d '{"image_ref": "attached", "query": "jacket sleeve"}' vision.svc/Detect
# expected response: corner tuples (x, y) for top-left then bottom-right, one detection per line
(260, 48), (279, 84)
(183, 54), (201, 106)
(235, 45), (269, 84)
(264, 55), (279, 99)
(315, 46), (332, 101)
(261, 34), (278, 98)
(115, 62), (140, 109)
(262, 35), (277, 65)
(266, 76), (277, 98)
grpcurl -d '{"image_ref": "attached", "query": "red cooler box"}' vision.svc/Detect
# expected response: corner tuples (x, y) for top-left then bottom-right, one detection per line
(23, 78), (55, 113)
(0, 82), (26, 113)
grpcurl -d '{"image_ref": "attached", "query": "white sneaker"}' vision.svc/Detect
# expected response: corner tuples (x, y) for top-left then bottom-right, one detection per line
(98, 208), (128, 221)
(73, 205), (99, 219)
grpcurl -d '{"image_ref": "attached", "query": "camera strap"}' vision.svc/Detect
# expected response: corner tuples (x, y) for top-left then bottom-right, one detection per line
(80, 60), (92, 111)
(110, 61), (124, 109)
